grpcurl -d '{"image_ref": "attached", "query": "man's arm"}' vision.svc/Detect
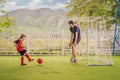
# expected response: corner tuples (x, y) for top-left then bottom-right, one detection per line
(69, 33), (73, 47)
(74, 26), (79, 45)
(70, 33), (73, 43)
(74, 32), (78, 44)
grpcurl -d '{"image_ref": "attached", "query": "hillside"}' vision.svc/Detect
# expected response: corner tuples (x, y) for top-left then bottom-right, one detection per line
(7, 8), (68, 29)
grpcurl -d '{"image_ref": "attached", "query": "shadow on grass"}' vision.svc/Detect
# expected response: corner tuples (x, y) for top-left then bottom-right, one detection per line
(37, 64), (43, 66)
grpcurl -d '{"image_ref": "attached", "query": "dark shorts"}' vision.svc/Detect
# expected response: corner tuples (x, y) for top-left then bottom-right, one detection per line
(19, 49), (27, 56)
(72, 38), (81, 45)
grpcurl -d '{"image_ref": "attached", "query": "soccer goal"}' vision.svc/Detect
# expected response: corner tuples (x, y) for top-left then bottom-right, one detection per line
(87, 30), (113, 66)
(72, 16), (113, 66)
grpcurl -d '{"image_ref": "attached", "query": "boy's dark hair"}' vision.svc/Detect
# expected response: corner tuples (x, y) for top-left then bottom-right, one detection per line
(68, 20), (74, 25)
(14, 34), (26, 44)
(14, 39), (19, 44)
(20, 34), (26, 39)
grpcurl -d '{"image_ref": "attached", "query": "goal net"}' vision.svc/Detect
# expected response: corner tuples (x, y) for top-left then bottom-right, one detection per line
(87, 30), (113, 66)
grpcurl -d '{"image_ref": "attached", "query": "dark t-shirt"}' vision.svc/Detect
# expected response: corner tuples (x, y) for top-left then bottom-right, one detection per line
(70, 25), (81, 41)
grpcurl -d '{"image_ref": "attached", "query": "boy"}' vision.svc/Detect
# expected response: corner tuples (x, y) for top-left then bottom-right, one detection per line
(14, 34), (34, 66)
(68, 20), (81, 63)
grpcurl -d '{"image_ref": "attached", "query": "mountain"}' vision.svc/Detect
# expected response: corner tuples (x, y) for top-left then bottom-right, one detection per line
(7, 8), (68, 29)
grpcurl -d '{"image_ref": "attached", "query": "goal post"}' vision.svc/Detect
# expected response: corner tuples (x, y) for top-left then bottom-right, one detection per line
(87, 30), (113, 66)
(71, 16), (113, 66)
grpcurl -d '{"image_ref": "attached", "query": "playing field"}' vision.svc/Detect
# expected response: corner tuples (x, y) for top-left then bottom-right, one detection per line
(0, 56), (119, 80)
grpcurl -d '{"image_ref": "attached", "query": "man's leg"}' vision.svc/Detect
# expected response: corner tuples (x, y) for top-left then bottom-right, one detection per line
(70, 45), (74, 61)
(72, 45), (77, 62)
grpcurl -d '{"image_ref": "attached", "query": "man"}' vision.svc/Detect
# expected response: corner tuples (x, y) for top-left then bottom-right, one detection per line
(68, 20), (81, 63)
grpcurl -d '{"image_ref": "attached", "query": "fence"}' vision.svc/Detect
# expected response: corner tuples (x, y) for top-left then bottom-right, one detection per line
(0, 28), (114, 55)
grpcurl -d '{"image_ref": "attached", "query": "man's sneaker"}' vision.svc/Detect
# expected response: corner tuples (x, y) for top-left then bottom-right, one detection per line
(29, 59), (34, 62)
(70, 60), (77, 63)
(70, 57), (73, 61)
(73, 60), (77, 63)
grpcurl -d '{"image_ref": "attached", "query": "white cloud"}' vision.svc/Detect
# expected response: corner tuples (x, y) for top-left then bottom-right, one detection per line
(5, 1), (17, 11)
(51, 2), (66, 9)
(27, 0), (42, 9)
(4, 0), (66, 11)
(27, 1), (66, 10)
(48, 0), (53, 2)
(32, 0), (42, 4)
(5, 0), (43, 10)
(27, 3), (38, 9)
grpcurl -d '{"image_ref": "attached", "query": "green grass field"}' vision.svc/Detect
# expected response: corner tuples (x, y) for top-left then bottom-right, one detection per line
(0, 56), (120, 80)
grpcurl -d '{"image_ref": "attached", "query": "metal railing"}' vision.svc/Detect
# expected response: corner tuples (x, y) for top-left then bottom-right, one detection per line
(0, 29), (114, 55)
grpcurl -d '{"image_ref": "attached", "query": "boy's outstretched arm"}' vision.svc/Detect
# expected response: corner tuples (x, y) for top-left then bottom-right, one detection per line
(14, 41), (18, 48)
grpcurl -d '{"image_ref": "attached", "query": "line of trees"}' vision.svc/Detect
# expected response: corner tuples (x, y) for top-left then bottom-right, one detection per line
(66, 0), (117, 30)
(0, 0), (12, 32)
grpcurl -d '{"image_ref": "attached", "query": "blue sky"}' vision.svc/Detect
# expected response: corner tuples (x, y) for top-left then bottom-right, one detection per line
(5, 0), (68, 11)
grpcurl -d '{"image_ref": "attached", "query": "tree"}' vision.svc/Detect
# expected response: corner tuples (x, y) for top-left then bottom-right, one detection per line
(0, 0), (12, 31)
(66, 0), (116, 30)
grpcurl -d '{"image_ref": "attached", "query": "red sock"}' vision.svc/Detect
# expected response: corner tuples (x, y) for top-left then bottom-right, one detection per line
(25, 53), (31, 61)
(21, 56), (24, 64)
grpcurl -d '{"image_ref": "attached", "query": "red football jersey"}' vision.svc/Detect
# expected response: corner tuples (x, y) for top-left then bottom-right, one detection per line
(14, 39), (24, 52)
